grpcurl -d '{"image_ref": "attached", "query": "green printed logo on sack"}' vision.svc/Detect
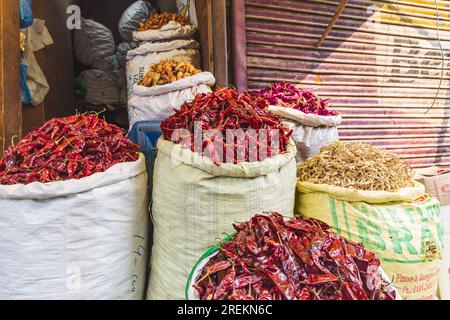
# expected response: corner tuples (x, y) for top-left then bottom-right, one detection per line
(296, 182), (444, 300)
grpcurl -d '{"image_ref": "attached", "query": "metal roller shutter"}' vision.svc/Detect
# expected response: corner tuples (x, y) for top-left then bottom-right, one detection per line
(237, 0), (450, 168)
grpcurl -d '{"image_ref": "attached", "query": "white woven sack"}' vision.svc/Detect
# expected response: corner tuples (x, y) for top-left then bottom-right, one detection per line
(133, 20), (197, 42)
(0, 155), (149, 300)
(268, 106), (342, 162)
(283, 120), (339, 162)
(128, 71), (215, 128)
(126, 39), (200, 97)
(147, 139), (297, 300)
(268, 105), (342, 128)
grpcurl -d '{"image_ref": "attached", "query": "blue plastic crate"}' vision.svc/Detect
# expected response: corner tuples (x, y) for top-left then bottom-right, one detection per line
(128, 120), (163, 163)
(128, 121), (163, 195)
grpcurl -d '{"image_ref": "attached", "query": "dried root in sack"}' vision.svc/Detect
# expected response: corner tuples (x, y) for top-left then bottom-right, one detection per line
(297, 141), (414, 192)
(137, 12), (187, 31)
(138, 59), (201, 87)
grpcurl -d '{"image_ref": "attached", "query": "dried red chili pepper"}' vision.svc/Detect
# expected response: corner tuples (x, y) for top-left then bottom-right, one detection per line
(161, 88), (292, 165)
(0, 114), (139, 185)
(251, 82), (339, 116)
(205, 261), (232, 275)
(194, 213), (396, 300)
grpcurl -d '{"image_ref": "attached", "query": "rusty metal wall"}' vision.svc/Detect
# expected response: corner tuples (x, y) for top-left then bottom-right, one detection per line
(240, 0), (450, 168)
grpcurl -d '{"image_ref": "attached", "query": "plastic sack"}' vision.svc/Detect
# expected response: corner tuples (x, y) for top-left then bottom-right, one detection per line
(268, 105), (342, 128)
(284, 120), (339, 163)
(133, 20), (197, 42)
(268, 105), (342, 162)
(0, 155), (149, 300)
(117, 42), (137, 67)
(176, 0), (198, 26)
(119, 1), (155, 42)
(147, 139), (297, 300)
(296, 181), (444, 300)
(77, 69), (121, 105)
(20, 62), (32, 104)
(128, 72), (215, 129)
(126, 39), (200, 97)
(20, 0), (33, 29)
(21, 19), (53, 106)
(93, 54), (124, 86)
(73, 18), (115, 68)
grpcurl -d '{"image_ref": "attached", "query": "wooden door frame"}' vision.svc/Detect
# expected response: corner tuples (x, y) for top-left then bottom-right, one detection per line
(0, 0), (21, 156)
(196, 0), (229, 88)
(231, 0), (247, 91)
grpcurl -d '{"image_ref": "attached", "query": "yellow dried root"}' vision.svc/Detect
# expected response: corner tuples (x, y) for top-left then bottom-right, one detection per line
(297, 141), (414, 192)
(139, 59), (201, 87)
(137, 12), (187, 31)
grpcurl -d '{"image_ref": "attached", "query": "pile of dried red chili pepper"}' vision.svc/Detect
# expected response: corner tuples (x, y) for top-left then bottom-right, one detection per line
(161, 88), (292, 165)
(193, 213), (396, 300)
(0, 114), (139, 185)
(251, 82), (339, 116)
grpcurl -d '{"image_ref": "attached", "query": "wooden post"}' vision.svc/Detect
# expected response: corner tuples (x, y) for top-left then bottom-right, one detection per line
(196, 0), (229, 88)
(0, 0), (21, 156)
(196, 0), (214, 73)
(232, 0), (247, 91)
(316, 0), (348, 47)
(212, 0), (228, 88)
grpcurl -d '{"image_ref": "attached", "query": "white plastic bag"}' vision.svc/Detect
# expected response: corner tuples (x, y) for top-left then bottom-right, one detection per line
(128, 71), (215, 128)
(21, 19), (54, 106)
(176, 0), (198, 26)
(147, 138), (297, 300)
(133, 20), (197, 42)
(268, 106), (342, 162)
(117, 42), (137, 67)
(0, 155), (149, 300)
(126, 39), (200, 97)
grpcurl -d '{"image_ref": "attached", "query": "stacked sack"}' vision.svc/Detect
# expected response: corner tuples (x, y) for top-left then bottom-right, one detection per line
(147, 89), (297, 299)
(123, 3), (215, 129)
(0, 114), (148, 300)
(295, 141), (444, 300)
(74, 18), (126, 111)
(251, 82), (342, 163)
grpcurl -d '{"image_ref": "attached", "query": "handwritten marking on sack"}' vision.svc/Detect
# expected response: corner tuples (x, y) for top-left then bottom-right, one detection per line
(131, 234), (146, 293)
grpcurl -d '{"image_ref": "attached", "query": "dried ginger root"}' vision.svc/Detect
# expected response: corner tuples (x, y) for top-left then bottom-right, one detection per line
(139, 60), (201, 87)
(297, 141), (414, 192)
(137, 12), (187, 31)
